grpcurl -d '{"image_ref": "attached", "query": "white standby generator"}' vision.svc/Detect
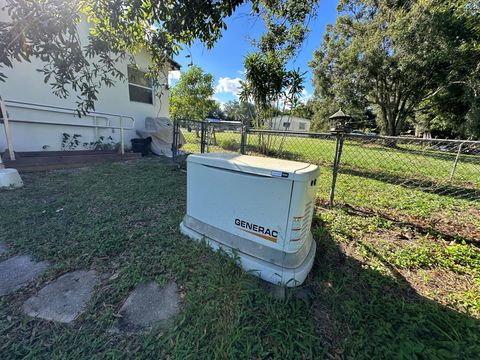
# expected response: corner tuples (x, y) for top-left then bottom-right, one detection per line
(180, 153), (320, 287)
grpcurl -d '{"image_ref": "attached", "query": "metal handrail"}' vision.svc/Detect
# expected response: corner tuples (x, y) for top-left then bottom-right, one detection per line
(3, 99), (135, 130)
(1, 99), (136, 156)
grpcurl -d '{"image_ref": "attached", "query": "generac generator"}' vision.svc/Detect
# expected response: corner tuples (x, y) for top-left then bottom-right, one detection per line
(180, 153), (319, 286)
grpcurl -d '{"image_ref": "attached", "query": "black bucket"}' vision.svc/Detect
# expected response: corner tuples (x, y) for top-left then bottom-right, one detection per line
(131, 137), (151, 156)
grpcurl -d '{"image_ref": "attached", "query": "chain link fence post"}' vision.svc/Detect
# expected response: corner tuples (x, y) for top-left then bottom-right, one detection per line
(200, 122), (207, 153)
(171, 119), (179, 160)
(329, 132), (345, 206)
(449, 142), (464, 182)
(240, 126), (248, 154)
(199, 127), (479, 203)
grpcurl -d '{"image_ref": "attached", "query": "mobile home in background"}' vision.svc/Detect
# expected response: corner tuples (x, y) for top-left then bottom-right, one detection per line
(268, 115), (311, 132)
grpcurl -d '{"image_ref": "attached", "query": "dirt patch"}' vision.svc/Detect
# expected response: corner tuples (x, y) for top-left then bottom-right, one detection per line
(339, 204), (480, 245)
(399, 268), (480, 317)
(429, 207), (480, 242)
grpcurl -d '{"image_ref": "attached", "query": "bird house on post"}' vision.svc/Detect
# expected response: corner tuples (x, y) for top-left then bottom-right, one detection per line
(328, 109), (352, 206)
(329, 109), (352, 133)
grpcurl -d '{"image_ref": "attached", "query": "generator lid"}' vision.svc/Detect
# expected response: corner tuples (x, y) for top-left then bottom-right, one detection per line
(187, 153), (319, 181)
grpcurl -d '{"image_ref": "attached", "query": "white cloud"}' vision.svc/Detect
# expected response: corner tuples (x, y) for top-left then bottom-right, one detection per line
(168, 70), (181, 85)
(215, 77), (242, 97)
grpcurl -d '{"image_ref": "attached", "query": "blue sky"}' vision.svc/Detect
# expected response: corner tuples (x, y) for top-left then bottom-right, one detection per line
(170, 0), (339, 106)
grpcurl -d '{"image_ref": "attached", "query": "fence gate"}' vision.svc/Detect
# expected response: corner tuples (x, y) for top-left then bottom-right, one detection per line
(172, 119), (244, 162)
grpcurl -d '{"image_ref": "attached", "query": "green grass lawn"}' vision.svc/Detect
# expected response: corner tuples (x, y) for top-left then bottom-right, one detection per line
(1, 158), (479, 359)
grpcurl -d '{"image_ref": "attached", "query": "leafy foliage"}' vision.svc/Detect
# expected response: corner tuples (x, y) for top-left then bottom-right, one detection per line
(207, 101), (227, 120)
(289, 100), (314, 120)
(239, 0), (319, 131)
(223, 100), (256, 125)
(240, 52), (305, 128)
(1, 0), (320, 113)
(169, 65), (215, 121)
(310, 0), (480, 136)
(251, 0), (320, 58)
(61, 133), (82, 151)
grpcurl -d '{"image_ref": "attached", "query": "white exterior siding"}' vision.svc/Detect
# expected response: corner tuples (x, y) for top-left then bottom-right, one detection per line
(268, 116), (311, 132)
(0, 9), (171, 152)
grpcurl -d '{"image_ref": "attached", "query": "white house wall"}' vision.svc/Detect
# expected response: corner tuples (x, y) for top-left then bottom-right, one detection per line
(0, 8), (170, 152)
(269, 116), (311, 132)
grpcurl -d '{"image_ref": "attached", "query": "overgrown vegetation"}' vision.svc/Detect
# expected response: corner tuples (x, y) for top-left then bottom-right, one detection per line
(61, 133), (116, 151)
(0, 158), (479, 358)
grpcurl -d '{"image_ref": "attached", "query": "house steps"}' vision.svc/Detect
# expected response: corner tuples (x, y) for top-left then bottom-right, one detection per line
(1, 150), (142, 172)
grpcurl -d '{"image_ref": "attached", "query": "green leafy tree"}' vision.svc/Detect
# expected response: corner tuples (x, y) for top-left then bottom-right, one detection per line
(208, 101), (227, 120)
(170, 66), (215, 121)
(240, 51), (306, 153)
(240, 0), (316, 130)
(252, 0), (320, 58)
(415, 1), (480, 139)
(240, 52), (305, 127)
(310, 0), (479, 136)
(223, 100), (256, 125)
(1, 0), (320, 112)
(417, 85), (480, 139)
(289, 101), (314, 120)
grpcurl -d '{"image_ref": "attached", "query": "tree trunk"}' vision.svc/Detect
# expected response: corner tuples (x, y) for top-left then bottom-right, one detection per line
(380, 106), (397, 136)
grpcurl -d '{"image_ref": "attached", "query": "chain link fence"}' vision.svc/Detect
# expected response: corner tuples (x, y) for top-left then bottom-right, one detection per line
(172, 119), (243, 158)
(173, 121), (480, 206)
(172, 119), (206, 155)
(243, 130), (480, 205)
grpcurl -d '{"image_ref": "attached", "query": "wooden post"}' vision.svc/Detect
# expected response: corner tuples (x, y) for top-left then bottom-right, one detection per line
(0, 97), (15, 160)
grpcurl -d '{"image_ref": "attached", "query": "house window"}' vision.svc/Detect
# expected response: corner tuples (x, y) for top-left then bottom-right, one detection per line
(283, 122), (291, 129)
(128, 66), (153, 104)
(299, 122), (306, 130)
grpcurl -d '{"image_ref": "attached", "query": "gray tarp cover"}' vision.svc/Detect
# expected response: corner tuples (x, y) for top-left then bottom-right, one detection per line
(136, 117), (185, 157)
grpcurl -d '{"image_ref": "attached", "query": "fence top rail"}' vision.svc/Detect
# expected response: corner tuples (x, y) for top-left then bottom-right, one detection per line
(175, 119), (243, 128)
(206, 119), (243, 125)
(175, 119), (205, 124)
(344, 133), (480, 145)
(246, 128), (331, 137)
(245, 128), (480, 145)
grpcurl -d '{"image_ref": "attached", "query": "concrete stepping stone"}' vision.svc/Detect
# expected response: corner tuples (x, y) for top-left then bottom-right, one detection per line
(0, 255), (49, 296)
(110, 281), (181, 334)
(23, 270), (98, 323)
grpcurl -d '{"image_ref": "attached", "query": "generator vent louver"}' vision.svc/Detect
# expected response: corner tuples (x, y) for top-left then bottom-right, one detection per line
(301, 201), (314, 240)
